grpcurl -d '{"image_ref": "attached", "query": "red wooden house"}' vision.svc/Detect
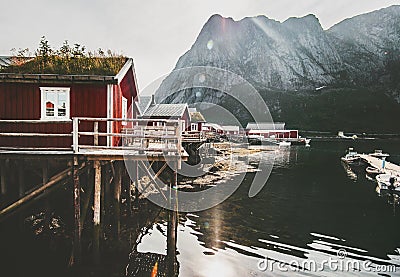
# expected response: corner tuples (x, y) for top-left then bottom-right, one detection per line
(139, 102), (190, 132)
(245, 122), (299, 139)
(0, 57), (139, 149)
(189, 109), (206, 132)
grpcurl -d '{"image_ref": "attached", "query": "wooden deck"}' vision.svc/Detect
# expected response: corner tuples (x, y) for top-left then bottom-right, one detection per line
(360, 154), (400, 176)
(0, 118), (188, 161)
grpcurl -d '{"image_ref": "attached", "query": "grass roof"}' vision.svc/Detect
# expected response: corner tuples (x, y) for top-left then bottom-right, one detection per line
(0, 55), (127, 76)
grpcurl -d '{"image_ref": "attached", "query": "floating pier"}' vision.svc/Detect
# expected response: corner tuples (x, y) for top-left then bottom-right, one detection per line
(359, 154), (400, 176)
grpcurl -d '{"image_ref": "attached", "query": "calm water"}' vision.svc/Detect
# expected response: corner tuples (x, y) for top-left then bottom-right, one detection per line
(132, 140), (400, 276)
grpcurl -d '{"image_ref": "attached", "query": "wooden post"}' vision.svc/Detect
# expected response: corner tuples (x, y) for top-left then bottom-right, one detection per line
(133, 161), (139, 209)
(71, 156), (81, 265)
(0, 159), (6, 196)
(93, 160), (101, 263)
(94, 121), (99, 147)
(81, 164), (93, 226)
(18, 161), (25, 198)
(167, 161), (178, 277)
(42, 160), (51, 233)
(113, 161), (122, 240)
(102, 163), (108, 229)
(0, 167), (73, 220)
(72, 118), (79, 153)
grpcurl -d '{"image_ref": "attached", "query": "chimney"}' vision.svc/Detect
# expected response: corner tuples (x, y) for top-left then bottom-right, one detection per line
(150, 94), (156, 106)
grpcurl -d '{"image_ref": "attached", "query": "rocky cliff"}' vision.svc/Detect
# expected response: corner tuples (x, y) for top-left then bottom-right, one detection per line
(155, 6), (400, 132)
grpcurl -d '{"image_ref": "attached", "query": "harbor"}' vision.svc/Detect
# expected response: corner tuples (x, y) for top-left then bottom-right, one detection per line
(1, 3), (400, 275)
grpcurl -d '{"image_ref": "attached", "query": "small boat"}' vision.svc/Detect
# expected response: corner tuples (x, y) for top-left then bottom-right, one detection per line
(369, 149), (390, 159)
(340, 148), (360, 163)
(338, 131), (358, 140)
(279, 141), (291, 147)
(366, 166), (383, 176)
(376, 174), (400, 194)
(248, 135), (279, 146)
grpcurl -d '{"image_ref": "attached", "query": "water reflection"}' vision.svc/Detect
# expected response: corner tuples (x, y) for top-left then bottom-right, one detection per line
(130, 141), (400, 276)
(341, 161), (358, 181)
(134, 215), (400, 276)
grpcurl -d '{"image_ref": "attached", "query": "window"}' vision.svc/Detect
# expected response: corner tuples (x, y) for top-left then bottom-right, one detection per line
(191, 123), (198, 131)
(40, 87), (70, 120)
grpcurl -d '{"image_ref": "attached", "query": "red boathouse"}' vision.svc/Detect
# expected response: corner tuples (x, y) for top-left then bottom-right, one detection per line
(0, 57), (139, 148)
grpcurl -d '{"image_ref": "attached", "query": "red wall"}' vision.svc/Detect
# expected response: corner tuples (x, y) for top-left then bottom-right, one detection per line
(112, 67), (138, 146)
(182, 108), (190, 131)
(249, 130), (298, 139)
(0, 82), (108, 148)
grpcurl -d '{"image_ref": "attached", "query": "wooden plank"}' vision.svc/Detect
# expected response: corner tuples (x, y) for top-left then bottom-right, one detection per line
(0, 120), (71, 124)
(139, 162), (168, 195)
(0, 166), (76, 220)
(79, 145), (179, 152)
(78, 132), (178, 139)
(139, 161), (167, 201)
(0, 133), (72, 137)
(0, 147), (71, 151)
(76, 117), (180, 124)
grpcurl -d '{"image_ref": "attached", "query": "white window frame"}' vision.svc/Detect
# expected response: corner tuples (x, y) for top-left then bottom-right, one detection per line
(122, 96), (128, 126)
(191, 123), (198, 131)
(40, 87), (70, 121)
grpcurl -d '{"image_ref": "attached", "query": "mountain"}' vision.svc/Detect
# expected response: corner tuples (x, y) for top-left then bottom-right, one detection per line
(155, 6), (400, 132)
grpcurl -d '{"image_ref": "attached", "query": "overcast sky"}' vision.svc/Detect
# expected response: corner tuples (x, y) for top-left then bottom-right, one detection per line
(1, 0), (398, 90)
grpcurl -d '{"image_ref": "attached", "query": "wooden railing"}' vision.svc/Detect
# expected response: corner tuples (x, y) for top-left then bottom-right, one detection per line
(0, 118), (183, 155)
(182, 131), (206, 142)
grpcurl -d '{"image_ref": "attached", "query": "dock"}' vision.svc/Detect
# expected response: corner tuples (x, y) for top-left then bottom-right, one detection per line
(359, 154), (400, 176)
(0, 117), (187, 272)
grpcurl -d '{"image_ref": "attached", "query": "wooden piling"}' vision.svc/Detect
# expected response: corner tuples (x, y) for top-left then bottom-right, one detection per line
(113, 161), (122, 240)
(18, 161), (25, 198)
(133, 161), (139, 210)
(71, 156), (82, 265)
(0, 166), (73, 222)
(81, 164), (93, 226)
(167, 161), (178, 277)
(93, 160), (102, 263)
(0, 159), (6, 196)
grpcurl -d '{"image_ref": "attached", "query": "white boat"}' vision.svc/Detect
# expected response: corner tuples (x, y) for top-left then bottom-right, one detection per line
(369, 149), (390, 159)
(247, 135), (279, 146)
(340, 148), (360, 163)
(366, 166), (383, 176)
(279, 141), (291, 147)
(338, 131), (358, 140)
(376, 174), (400, 194)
